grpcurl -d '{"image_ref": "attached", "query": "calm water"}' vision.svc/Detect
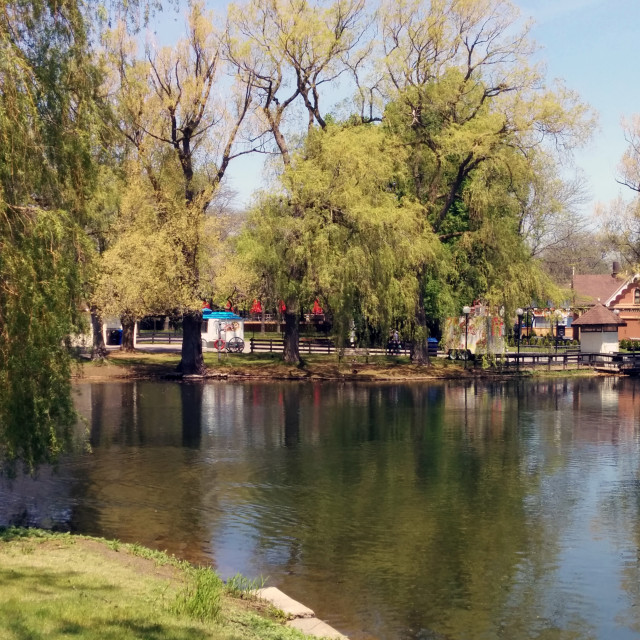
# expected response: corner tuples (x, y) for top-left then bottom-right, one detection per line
(2, 378), (640, 639)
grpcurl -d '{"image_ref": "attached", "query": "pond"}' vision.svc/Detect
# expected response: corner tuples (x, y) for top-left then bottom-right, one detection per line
(2, 377), (640, 639)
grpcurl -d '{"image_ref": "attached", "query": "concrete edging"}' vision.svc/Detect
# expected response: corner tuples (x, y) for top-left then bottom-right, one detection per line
(253, 587), (348, 639)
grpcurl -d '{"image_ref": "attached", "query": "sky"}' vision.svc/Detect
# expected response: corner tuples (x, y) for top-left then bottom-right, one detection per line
(152, 0), (640, 215)
(518, 0), (640, 215)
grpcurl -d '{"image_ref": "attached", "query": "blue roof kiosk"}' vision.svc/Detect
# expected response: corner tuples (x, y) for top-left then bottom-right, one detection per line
(201, 310), (245, 351)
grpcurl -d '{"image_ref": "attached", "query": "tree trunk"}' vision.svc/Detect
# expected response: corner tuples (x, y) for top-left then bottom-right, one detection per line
(90, 307), (107, 360)
(179, 310), (206, 375)
(120, 314), (136, 352)
(410, 288), (430, 365)
(282, 298), (300, 364)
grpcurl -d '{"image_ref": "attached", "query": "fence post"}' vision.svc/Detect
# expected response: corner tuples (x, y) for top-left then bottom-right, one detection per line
(269, 339), (273, 353)
(250, 337), (254, 353)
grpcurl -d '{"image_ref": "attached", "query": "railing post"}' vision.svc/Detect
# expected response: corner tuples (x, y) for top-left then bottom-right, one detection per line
(269, 339), (273, 352)
(250, 337), (254, 353)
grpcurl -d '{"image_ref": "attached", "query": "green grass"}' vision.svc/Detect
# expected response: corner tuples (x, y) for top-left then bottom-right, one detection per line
(0, 528), (311, 640)
(225, 572), (268, 598)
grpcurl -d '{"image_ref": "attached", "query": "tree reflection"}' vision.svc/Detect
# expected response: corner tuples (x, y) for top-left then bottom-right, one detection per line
(181, 383), (203, 449)
(9, 377), (640, 639)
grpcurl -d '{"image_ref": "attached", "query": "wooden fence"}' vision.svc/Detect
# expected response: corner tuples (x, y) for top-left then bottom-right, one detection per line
(495, 351), (640, 373)
(250, 340), (640, 373)
(249, 337), (438, 357)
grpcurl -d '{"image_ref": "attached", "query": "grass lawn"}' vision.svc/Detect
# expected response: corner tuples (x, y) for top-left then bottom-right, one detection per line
(0, 528), (310, 640)
(76, 349), (474, 381)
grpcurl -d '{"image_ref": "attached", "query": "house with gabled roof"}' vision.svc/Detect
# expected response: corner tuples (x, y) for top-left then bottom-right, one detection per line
(571, 262), (640, 340)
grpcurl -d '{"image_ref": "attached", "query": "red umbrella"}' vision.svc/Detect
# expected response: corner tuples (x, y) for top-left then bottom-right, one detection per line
(312, 299), (323, 314)
(278, 300), (286, 313)
(251, 299), (263, 314)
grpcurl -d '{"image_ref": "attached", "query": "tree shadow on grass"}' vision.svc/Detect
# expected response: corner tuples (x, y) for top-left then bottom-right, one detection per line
(0, 567), (210, 640)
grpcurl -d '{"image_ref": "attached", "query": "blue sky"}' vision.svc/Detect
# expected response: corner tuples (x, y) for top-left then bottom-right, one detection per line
(152, 0), (640, 214)
(518, 0), (640, 214)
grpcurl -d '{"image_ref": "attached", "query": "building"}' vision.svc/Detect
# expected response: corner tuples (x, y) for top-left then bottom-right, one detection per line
(571, 262), (640, 340)
(570, 303), (626, 354)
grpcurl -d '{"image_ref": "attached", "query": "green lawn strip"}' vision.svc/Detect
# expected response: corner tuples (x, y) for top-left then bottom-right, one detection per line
(75, 350), (599, 381)
(0, 528), (309, 640)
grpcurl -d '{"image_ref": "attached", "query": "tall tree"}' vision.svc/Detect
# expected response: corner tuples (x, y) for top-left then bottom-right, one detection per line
(105, 2), (254, 374)
(226, 0), (371, 363)
(378, 0), (591, 361)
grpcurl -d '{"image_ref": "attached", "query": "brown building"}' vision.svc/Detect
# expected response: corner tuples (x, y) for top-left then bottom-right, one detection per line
(571, 262), (640, 340)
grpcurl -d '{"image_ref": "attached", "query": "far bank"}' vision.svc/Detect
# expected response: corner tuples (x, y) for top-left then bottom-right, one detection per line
(74, 349), (609, 383)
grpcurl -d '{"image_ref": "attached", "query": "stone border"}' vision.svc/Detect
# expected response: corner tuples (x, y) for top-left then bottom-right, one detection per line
(254, 587), (348, 639)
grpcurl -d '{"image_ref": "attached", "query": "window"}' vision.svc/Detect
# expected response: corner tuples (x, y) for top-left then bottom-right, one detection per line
(201, 320), (208, 333)
(635, 289), (640, 304)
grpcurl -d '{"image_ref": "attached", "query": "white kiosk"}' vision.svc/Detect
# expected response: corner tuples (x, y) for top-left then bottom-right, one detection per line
(201, 310), (245, 352)
(571, 303), (626, 354)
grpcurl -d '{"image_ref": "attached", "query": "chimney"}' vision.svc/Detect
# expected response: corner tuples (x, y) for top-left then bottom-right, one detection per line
(613, 261), (621, 278)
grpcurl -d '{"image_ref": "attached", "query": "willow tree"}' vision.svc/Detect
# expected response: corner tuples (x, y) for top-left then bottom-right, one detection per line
(105, 2), (254, 374)
(226, 0), (371, 363)
(0, 0), (104, 472)
(377, 0), (592, 362)
(241, 123), (445, 358)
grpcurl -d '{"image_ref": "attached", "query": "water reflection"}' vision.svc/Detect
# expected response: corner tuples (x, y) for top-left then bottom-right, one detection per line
(2, 378), (640, 639)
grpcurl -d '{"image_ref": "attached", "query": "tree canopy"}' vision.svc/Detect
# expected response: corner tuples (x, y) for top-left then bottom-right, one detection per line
(0, 0), (600, 468)
(0, 0), (102, 472)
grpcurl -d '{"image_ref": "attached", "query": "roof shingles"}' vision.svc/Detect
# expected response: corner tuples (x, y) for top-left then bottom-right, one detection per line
(572, 303), (626, 326)
(571, 274), (624, 306)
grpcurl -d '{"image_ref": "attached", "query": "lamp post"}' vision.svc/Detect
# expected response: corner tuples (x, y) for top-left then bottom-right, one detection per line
(516, 308), (524, 370)
(463, 305), (471, 368)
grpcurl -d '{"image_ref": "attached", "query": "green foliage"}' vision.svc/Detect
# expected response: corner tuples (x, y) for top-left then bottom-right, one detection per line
(173, 567), (223, 622)
(620, 339), (640, 351)
(240, 123), (445, 351)
(93, 164), (198, 319)
(0, 0), (106, 472)
(225, 573), (268, 598)
(0, 207), (91, 474)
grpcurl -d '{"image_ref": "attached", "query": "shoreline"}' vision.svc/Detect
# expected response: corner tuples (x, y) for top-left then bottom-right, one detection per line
(0, 528), (346, 639)
(73, 349), (610, 383)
